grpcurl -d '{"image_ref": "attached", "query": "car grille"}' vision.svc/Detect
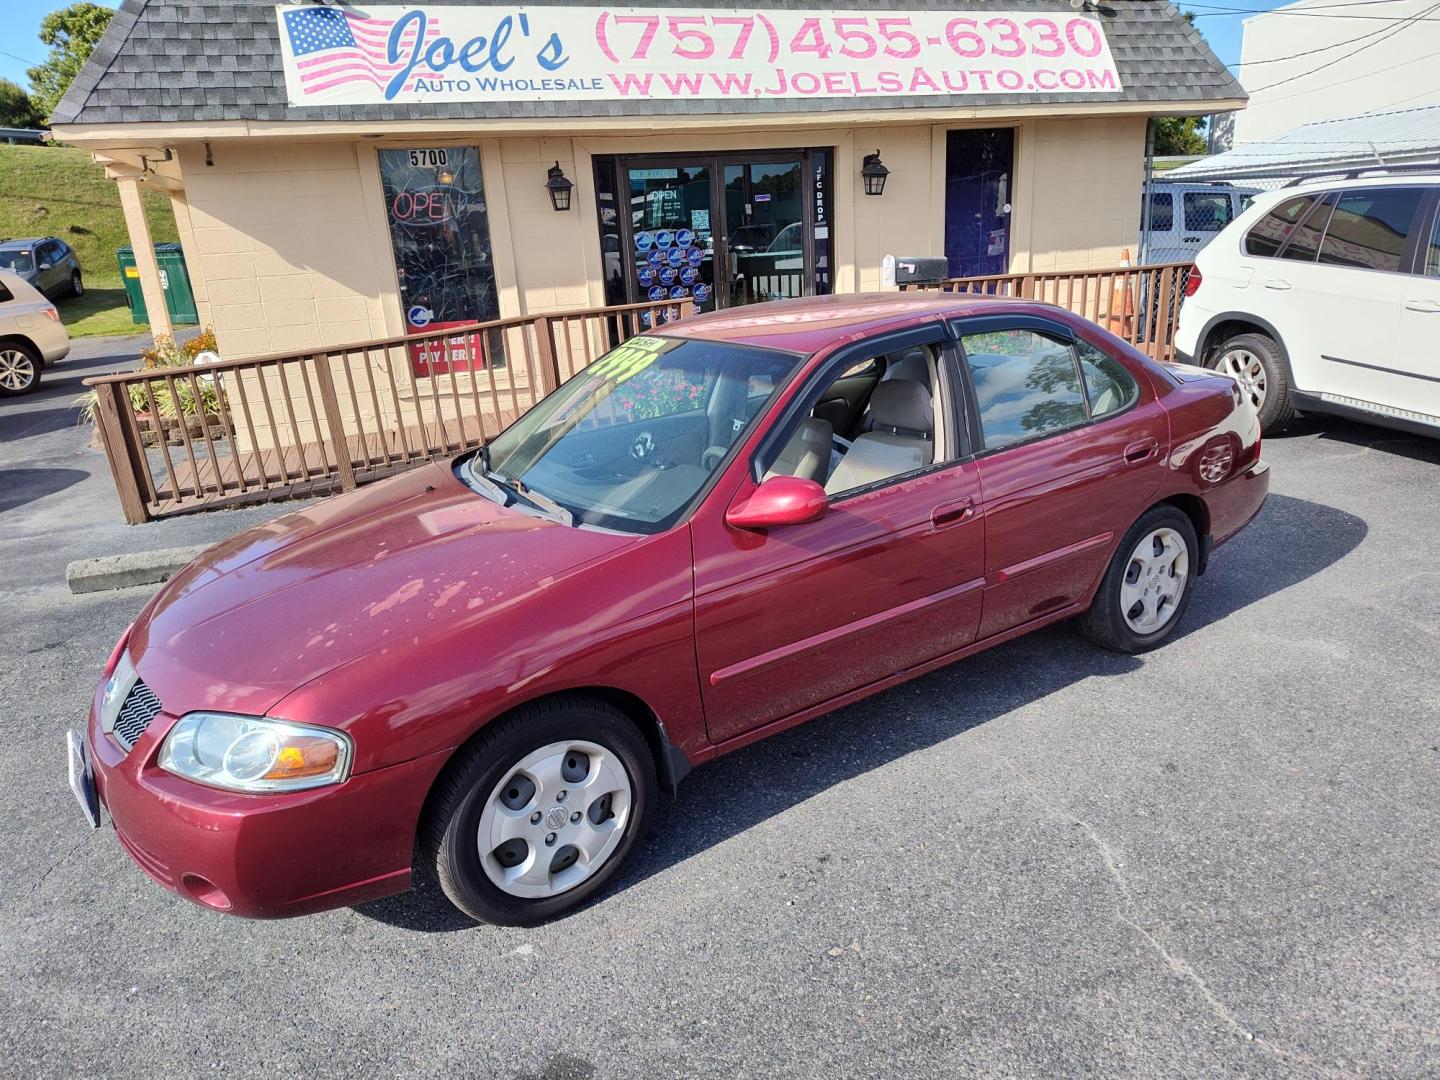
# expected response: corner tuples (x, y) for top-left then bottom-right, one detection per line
(113, 680), (162, 751)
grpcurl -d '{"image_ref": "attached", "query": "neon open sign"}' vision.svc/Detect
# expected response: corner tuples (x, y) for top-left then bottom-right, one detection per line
(389, 185), (472, 227)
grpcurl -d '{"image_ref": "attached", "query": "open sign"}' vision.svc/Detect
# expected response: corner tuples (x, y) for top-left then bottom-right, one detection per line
(390, 184), (470, 228)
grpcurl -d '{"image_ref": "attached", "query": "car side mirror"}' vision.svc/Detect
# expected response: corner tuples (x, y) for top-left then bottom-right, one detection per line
(38, 262), (52, 271)
(725, 476), (827, 530)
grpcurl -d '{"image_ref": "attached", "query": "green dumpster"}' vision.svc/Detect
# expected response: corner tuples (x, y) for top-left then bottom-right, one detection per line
(116, 243), (199, 326)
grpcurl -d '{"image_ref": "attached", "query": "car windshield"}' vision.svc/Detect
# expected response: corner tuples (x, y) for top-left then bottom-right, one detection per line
(0, 250), (35, 273)
(468, 335), (800, 533)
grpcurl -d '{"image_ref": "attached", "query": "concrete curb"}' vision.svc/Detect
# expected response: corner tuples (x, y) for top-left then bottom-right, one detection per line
(66, 544), (211, 595)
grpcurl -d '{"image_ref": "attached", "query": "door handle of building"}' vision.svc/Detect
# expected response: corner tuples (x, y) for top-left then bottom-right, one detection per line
(931, 498), (975, 527)
(1263, 279), (1291, 291)
(1403, 298), (1440, 313)
(1124, 438), (1158, 464)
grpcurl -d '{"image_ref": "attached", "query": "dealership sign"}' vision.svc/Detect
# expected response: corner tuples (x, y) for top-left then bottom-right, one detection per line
(276, 5), (1122, 106)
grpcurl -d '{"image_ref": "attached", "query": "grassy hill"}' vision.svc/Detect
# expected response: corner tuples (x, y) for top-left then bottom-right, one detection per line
(0, 143), (179, 336)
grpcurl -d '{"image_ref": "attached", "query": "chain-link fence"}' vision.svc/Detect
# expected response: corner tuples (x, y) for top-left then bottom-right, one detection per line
(1140, 173), (1292, 265)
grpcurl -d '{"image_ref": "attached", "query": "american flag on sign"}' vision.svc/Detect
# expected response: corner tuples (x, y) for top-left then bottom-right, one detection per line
(282, 6), (439, 97)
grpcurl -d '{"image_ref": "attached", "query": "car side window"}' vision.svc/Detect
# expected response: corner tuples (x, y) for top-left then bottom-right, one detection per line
(1075, 340), (1139, 420)
(1318, 187), (1425, 273)
(0, 281), (13, 303)
(1245, 195), (1320, 257)
(1183, 191), (1233, 233)
(757, 341), (952, 499)
(1278, 195), (1333, 263)
(1146, 193), (1174, 232)
(961, 329), (1087, 450)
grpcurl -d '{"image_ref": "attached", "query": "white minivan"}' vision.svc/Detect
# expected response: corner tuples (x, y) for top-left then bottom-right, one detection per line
(1142, 182), (1261, 265)
(1175, 172), (1440, 437)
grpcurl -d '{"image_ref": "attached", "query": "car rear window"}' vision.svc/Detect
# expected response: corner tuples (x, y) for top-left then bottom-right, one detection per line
(0, 281), (12, 304)
(1278, 196), (1334, 263)
(1244, 195), (1320, 257)
(1317, 187), (1425, 273)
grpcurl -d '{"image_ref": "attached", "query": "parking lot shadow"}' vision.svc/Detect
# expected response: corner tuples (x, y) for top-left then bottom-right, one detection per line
(0, 467), (90, 513)
(355, 492), (1365, 932)
(1268, 414), (1440, 466)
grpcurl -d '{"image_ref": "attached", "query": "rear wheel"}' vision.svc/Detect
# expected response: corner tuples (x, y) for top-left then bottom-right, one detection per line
(422, 696), (655, 926)
(0, 342), (40, 396)
(1079, 505), (1198, 654)
(1208, 331), (1293, 432)
(70, 271), (84, 298)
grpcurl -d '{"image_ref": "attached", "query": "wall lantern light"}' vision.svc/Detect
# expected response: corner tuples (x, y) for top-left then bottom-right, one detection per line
(545, 162), (574, 211)
(861, 151), (890, 196)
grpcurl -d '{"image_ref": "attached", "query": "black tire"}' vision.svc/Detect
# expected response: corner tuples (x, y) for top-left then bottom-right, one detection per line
(1207, 331), (1294, 432)
(1079, 505), (1199, 654)
(421, 695), (655, 926)
(0, 341), (41, 397)
(70, 271), (84, 298)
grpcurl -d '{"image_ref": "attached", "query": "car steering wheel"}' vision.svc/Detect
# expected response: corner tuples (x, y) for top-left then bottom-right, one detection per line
(630, 431), (655, 462)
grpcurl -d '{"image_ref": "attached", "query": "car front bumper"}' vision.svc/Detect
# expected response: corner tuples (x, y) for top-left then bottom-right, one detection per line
(80, 704), (448, 918)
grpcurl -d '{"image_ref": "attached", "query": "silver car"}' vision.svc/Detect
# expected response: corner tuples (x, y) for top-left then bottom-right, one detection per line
(0, 270), (71, 396)
(0, 236), (84, 299)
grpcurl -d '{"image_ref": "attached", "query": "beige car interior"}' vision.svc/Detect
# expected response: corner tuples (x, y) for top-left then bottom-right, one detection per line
(763, 345), (945, 497)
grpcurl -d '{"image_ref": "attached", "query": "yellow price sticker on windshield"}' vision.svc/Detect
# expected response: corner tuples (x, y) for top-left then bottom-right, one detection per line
(589, 335), (670, 385)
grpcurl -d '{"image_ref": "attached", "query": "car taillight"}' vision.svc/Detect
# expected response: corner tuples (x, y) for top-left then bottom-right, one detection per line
(1183, 268), (1202, 298)
(41, 306), (59, 322)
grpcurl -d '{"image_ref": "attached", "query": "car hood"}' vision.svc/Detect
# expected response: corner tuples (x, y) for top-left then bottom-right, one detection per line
(129, 462), (641, 717)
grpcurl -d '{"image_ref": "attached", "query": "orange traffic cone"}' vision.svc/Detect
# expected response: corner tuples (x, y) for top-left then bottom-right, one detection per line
(1107, 247), (1136, 337)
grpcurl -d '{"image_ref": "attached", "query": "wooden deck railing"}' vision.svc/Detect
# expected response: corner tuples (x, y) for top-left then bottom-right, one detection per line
(902, 261), (1194, 362)
(86, 299), (694, 524)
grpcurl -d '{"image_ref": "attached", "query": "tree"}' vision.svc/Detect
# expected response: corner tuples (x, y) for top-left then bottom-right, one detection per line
(26, 2), (115, 121)
(0, 79), (45, 129)
(1154, 116), (1209, 157)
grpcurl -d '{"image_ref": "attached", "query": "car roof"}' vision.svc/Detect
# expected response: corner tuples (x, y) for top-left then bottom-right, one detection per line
(656, 292), (1064, 353)
(1280, 172), (1440, 194)
(0, 237), (49, 250)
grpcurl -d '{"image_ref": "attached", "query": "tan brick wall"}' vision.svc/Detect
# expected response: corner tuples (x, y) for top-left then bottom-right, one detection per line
(171, 117), (1147, 363)
(1024, 115), (1146, 272)
(174, 141), (393, 359)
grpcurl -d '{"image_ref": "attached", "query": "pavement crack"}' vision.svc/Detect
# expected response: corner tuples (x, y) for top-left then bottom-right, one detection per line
(981, 748), (1358, 1080)
(28, 835), (88, 898)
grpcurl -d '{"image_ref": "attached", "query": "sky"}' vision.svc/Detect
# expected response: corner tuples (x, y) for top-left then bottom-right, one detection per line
(0, 0), (1279, 94)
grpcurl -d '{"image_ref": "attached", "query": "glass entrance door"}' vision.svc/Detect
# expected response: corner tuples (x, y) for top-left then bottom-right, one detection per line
(612, 151), (826, 315)
(721, 159), (805, 307)
(624, 161), (718, 321)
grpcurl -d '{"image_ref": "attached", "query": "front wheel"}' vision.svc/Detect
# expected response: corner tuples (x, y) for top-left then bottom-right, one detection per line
(1079, 506), (1198, 654)
(1208, 331), (1293, 432)
(422, 696), (655, 926)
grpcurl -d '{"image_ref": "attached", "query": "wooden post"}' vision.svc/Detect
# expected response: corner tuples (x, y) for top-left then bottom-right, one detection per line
(92, 381), (151, 524)
(534, 316), (561, 394)
(115, 176), (173, 339)
(311, 353), (357, 492)
(1151, 267), (1175, 361)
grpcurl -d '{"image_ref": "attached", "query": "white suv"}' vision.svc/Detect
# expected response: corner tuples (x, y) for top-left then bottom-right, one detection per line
(1175, 173), (1440, 437)
(0, 269), (70, 396)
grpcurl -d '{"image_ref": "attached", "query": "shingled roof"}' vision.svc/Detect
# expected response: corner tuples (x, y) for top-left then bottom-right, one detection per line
(53, 0), (1243, 126)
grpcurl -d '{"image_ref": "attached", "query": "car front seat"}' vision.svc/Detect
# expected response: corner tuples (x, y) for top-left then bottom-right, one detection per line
(763, 416), (834, 485)
(860, 348), (931, 432)
(825, 380), (934, 495)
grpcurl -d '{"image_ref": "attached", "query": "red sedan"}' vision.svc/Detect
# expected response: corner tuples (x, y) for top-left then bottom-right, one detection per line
(69, 293), (1268, 926)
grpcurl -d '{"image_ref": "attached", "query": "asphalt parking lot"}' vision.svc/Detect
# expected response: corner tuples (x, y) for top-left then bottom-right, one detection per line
(2, 345), (1437, 1078)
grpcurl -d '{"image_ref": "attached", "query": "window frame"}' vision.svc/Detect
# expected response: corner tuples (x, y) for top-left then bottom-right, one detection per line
(749, 322), (968, 503)
(1245, 193), (1330, 260)
(1419, 189), (1440, 278)
(948, 314), (1141, 456)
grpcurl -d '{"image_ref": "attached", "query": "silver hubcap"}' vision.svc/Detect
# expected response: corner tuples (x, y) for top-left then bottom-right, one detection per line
(1121, 527), (1189, 634)
(1217, 349), (1267, 410)
(0, 349), (35, 391)
(478, 739), (632, 899)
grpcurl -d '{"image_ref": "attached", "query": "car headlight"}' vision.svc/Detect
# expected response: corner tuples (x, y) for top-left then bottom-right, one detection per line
(158, 713), (353, 793)
(100, 650), (138, 733)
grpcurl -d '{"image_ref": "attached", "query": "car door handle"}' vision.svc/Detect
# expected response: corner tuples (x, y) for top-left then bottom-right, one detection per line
(1403, 298), (1440, 313)
(1263, 279), (1291, 291)
(1123, 438), (1158, 464)
(931, 498), (975, 527)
